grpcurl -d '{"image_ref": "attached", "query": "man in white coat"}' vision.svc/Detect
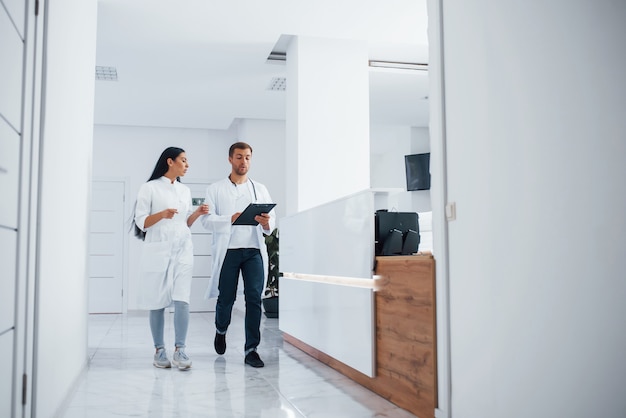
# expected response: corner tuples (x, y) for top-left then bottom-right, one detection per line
(201, 142), (275, 367)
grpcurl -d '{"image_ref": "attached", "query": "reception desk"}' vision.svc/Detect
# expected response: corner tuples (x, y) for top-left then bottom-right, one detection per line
(280, 190), (437, 417)
(282, 255), (437, 418)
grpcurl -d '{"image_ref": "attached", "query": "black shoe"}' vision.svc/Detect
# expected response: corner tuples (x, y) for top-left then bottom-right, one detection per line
(244, 351), (265, 368)
(214, 332), (226, 355)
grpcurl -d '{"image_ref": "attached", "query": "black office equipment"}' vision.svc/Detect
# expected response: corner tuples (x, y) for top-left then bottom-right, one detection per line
(232, 203), (276, 225)
(401, 229), (420, 255)
(381, 228), (403, 255)
(375, 210), (420, 256)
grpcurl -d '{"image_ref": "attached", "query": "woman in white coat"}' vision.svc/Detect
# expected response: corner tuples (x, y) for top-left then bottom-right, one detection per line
(133, 147), (209, 370)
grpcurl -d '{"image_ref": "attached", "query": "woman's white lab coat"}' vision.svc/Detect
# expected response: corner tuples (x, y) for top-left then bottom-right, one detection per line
(201, 178), (275, 299)
(135, 177), (194, 309)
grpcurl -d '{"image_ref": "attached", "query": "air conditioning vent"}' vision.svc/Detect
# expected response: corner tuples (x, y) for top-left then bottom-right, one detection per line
(95, 66), (118, 81)
(267, 77), (286, 91)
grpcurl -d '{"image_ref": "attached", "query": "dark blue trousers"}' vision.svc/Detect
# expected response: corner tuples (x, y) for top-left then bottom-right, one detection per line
(215, 248), (264, 352)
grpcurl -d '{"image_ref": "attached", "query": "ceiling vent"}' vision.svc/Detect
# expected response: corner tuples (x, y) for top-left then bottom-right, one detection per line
(267, 77), (286, 91)
(95, 66), (118, 81)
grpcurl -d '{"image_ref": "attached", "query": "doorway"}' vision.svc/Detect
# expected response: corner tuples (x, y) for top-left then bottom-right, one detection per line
(89, 179), (126, 313)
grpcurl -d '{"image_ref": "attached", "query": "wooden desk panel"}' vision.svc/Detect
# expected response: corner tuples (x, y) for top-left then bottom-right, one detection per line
(375, 255), (437, 417)
(283, 255), (437, 418)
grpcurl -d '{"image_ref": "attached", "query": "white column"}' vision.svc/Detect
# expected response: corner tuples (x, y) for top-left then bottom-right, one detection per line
(285, 36), (370, 214)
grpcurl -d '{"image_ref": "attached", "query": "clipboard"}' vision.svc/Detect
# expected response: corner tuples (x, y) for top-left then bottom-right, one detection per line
(232, 203), (276, 226)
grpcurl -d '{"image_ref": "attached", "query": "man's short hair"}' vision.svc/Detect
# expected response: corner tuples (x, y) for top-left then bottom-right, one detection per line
(229, 141), (253, 157)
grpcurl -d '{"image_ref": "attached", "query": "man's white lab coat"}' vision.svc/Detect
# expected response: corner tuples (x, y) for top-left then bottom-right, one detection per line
(201, 178), (275, 299)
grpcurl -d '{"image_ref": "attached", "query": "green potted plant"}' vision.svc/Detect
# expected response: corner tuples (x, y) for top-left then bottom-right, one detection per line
(262, 227), (279, 318)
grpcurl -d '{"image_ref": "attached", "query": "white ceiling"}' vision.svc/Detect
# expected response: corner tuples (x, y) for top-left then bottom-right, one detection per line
(94, 0), (430, 131)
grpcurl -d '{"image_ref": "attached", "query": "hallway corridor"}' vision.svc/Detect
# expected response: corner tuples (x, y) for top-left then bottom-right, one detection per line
(59, 310), (416, 417)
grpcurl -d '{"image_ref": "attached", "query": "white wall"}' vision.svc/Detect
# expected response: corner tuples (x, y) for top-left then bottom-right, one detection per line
(235, 118), (287, 222)
(370, 125), (411, 190)
(92, 124), (233, 184)
(92, 120), (286, 309)
(442, 1), (626, 417)
(34, 0), (98, 416)
(286, 36), (370, 213)
(370, 124), (431, 213)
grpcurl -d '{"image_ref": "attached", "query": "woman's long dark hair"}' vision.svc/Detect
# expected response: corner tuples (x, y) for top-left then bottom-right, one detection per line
(132, 147), (186, 240)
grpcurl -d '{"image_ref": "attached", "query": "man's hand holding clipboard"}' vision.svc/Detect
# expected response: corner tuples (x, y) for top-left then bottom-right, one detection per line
(231, 203), (276, 226)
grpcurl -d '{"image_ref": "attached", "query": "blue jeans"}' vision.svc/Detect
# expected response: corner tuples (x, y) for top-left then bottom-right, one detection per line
(150, 300), (189, 349)
(216, 248), (264, 352)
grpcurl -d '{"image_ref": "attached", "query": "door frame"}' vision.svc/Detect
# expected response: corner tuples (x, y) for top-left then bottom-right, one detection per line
(427, 0), (452, 417)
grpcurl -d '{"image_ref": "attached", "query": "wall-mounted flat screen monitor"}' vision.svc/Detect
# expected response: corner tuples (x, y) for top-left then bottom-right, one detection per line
(405, 153), (431, 191)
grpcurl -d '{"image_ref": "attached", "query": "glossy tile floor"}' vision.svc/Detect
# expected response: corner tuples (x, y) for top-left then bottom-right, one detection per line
(60, 309), (417, 417)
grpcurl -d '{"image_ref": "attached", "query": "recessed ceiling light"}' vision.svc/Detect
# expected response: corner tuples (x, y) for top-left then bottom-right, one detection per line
(267, 77), (286, 91)
(267, 51), (286, 64)
(95, 66), (118, 81)
(266, 34), (291, 65)
(368, 61), (428, 71)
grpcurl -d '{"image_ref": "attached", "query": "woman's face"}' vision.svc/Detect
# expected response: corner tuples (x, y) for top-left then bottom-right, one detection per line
(167, 152), (189, 178)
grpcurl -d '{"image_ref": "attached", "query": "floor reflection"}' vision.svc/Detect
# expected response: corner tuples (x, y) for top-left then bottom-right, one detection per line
(60, 310), (416, 417)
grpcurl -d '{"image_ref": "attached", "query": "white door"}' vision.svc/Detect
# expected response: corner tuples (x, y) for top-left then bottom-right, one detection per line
(89, 180), (125, 313)
(186, 181), (216, 312)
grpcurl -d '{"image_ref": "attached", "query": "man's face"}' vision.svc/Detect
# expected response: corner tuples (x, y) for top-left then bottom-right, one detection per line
(229, 147), (252, 176)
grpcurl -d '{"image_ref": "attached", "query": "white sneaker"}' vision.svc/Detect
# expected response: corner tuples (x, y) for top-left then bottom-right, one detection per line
(172, 348), (192, 370)
(153, 348), (171, 368)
